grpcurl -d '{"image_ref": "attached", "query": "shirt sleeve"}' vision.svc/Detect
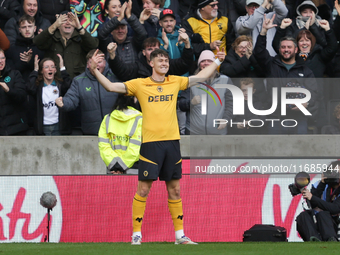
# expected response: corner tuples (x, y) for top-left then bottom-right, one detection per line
(123, 78), (140, 96)
(178, 76), (189, 91)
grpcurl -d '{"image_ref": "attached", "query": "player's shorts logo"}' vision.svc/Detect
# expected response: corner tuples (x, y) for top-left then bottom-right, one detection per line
(157, 86), (163, 92)
(143, 171), (148, 177)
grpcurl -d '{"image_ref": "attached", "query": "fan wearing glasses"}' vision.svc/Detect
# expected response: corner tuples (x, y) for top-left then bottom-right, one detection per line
(182, 0), (235, 59)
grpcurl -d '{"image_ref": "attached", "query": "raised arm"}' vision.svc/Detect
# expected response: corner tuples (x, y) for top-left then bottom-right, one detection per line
(188, 47), (225, 87)
(272, 0), (288, 25)
(254, 14), (276, 73)
(91, 49), (127, 93)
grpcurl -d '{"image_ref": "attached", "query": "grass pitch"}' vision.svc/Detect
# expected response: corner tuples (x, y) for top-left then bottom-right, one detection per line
(0, 242), (338, 255)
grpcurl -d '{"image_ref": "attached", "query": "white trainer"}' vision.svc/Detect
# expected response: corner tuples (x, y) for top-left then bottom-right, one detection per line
(175, 235), (198, 245)
(131, 235), (142, 245)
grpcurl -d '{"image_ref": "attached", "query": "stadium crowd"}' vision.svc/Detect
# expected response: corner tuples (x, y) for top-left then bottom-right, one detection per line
(1, 0), (340, 135)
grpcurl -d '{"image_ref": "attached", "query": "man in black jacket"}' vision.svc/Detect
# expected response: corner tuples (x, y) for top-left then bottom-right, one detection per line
(254, 14), (317, 134)
(97, 0), (147, 63)
(6, 15), (44, 82)
(108, 37), (194, 81)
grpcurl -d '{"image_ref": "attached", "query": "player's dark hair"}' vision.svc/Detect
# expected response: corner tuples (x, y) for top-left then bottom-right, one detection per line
(150, 49), (169, 61)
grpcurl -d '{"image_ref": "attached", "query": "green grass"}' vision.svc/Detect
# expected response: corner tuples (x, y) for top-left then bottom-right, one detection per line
(0, 242), (339, 255)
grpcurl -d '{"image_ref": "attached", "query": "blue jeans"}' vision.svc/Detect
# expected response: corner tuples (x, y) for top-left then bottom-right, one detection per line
(43, 123), (60, 136)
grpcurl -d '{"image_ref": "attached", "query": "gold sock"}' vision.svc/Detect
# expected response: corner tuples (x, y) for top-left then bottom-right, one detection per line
(132, 193), (147, 233)
(168, 198), (184, 231)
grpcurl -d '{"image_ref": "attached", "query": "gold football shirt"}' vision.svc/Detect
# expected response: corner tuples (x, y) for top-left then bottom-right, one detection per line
(124, 76), (188, 143)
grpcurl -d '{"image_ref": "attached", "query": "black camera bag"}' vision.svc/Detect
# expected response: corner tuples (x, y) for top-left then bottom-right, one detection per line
(243, 224), (287, 242)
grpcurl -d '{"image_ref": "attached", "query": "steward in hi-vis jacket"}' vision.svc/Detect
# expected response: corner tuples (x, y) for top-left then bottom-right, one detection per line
(98, 104), (142, 174)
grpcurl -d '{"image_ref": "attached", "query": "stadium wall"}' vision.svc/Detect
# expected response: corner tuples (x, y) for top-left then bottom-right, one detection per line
(0, 136), (338, 243)
(0, 135), (339, 175)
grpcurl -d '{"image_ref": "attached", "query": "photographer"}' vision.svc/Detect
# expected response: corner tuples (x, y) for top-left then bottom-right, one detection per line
(297, 161), (340, 242)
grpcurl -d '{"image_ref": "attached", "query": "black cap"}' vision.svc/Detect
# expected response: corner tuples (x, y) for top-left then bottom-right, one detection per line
(159, 9), (176, 20)
(198, 0), (214, 8)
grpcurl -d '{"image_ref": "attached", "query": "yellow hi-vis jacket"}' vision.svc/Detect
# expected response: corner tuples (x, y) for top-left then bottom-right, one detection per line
(98, 106), (142, 173)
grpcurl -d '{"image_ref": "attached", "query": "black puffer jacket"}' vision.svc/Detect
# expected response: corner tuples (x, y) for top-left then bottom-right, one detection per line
(254, 34), (318, 118)
(0, 65), (29, 135)
(5, 34), (45, 82)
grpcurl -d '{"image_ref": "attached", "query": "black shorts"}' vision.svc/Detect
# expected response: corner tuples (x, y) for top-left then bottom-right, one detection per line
(138, 140), (182, 181)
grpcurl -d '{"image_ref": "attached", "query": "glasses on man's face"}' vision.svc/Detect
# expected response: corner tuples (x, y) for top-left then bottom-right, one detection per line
(209, 3), (218, 8)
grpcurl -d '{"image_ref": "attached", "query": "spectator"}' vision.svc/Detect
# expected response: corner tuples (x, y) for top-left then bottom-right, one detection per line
(138, 0), (164, 38)
(273, 18), (337, 78)
(0, 29), (10, 51)
(157, 8), (193, 134)
(39, 0), (70, 24)
(5, 15), (45, 82)
(157, 8), (191, 62)
(4, 0), (51, 44)
(98, 94), (142, 174)
(0, 49), (29, 135)
(220, 35), (266, 101)
(182, 0), (235, 58)
(55, 49), (119, 135)
(273, 18), (337, 131)
(254, 14), (318, 134)
(297, 161), (340, 241)
(102, 0), (121, 19)
(236, 0), (288, 57)
(231, 78), (266, 134)
(28, 55), (72, 135)
(0, 0), (20, 30)
(132, 0), (180, 19)
(285, 0), (334, 20)
(220, 37), (263, 74)
(108, 37), (194, 81)
(33, 11), (99, 79)
(283, 1), (328, 47)
(98, 0), (147, 63)
(178, 50), (232, 135)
